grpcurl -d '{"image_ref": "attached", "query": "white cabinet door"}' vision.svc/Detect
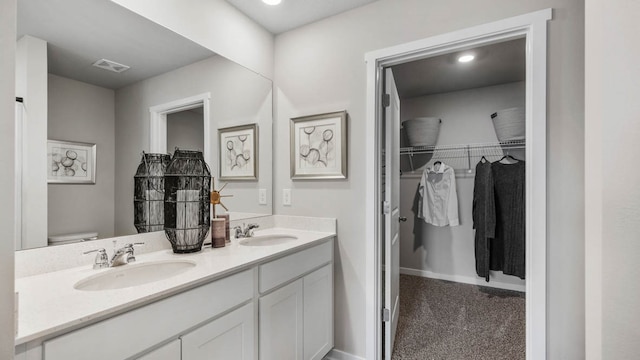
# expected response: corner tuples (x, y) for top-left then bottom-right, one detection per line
(303, 265), (333, 360)
(137, 339), (181, 360)
(260, 279), (303, 360)
(182, 303), (254, 360)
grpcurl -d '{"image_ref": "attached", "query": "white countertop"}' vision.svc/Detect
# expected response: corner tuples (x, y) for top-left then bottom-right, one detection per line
(15, 227), (334, 345)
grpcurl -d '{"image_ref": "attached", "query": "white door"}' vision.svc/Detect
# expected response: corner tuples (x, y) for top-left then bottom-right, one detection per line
(181, 303), (255, 360)
(383, 67), (401, 359)
(260, 279), (303, 360)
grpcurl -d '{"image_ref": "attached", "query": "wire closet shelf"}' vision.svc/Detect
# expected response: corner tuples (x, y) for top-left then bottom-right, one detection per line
(400, 139), (525, 177)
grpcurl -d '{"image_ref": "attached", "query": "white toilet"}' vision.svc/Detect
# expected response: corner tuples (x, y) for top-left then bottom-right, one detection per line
(47, 232), (99, 246)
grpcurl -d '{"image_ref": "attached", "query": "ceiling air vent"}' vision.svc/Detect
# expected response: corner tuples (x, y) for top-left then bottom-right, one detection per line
(92, 59), (130, 73)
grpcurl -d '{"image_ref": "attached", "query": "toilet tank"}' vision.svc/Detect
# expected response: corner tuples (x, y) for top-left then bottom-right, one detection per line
(47, 232), (98, 246)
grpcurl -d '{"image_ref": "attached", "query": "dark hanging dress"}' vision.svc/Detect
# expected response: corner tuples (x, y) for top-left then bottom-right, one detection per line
(472, 159), (495, 281)
(491, 161), (526, 279)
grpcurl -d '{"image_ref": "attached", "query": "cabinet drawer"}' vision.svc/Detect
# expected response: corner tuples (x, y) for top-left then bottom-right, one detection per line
(259, 240), (332, 293)
(43, 270), (253, 360)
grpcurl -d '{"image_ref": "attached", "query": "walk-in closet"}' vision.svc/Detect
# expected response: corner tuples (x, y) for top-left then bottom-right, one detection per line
(389, 38), (527, 359)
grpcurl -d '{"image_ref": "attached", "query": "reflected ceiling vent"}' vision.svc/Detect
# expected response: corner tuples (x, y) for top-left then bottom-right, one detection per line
(92, 59), (130, 73)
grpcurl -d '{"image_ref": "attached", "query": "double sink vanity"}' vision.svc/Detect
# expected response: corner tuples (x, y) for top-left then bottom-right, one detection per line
(15, 216), (336, 360)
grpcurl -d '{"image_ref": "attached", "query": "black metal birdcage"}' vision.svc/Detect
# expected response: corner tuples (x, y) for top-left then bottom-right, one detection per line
(164, 149), (211, 253)
(133, 152), (171, 233)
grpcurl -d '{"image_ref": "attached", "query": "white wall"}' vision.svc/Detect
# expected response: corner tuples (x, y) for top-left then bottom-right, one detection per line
(110, 0), (274, 79)
(47, 74), (116, 240)
(167, 109), (205, 153)
(274, 0), (584, 358)
(0, 0), (16, 356)
(585, 0), (640, 358)
(399, 82), (526, 291)
(114, 55), (272, 235)
(15, 35), (48, 250)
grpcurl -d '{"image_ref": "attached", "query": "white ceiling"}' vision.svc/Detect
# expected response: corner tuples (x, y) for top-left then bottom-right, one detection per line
(392, 38), (526, 99)
(226, 0), (380, 34)
(18, 0), (215, 89)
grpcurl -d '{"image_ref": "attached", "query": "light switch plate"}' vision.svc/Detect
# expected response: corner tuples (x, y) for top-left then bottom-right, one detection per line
(259, 188), (267, 205)
(283, 189), (291, 206)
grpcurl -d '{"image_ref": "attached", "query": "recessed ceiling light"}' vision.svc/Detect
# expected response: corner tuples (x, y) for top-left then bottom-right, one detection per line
(262, 0), (281, 5)
(458, 54), (475, 63)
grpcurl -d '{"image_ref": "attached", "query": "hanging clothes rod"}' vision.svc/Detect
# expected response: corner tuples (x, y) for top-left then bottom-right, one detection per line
(400, 139), (526, 175)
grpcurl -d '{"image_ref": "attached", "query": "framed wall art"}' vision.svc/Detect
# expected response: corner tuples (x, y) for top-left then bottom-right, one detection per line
(47, 140), (96, 184)
(219, 123), (258, 180)
(290, 110), (348, 179)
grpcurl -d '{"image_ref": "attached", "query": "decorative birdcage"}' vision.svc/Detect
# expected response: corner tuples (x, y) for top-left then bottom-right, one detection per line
(164, 149), (211, 253)
(134, 152), (171, 233)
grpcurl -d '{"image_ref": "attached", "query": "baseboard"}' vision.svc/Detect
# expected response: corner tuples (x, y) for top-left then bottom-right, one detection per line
(400, 267), (526, 292)
(323, 349), (366, 360)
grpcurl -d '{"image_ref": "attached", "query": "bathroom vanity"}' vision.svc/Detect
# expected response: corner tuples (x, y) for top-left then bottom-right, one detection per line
(14, 217), (335, 360)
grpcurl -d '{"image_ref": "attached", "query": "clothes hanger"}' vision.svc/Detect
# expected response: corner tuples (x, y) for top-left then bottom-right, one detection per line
(480, 156), (488, 163)
(431, 160), (442, 171)
(498, 154), (519, 163)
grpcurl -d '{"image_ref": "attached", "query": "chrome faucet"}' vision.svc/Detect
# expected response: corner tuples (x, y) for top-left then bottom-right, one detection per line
(110, 243), (139, 266)
(84, 242), (144, 269)
(234, 223), (259, 238)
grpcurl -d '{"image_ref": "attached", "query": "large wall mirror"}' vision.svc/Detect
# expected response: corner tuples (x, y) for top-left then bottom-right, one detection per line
(15, 0), (273, 250)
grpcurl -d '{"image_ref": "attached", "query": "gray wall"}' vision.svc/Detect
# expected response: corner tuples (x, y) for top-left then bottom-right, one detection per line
(167, 109), (205, 153)
(399, 82), (526, 290)
(585, 0), (640, 358)
(114, 55), (272, 235)
(47, 74), (115, 240)
(0, 0), (15, 357)
(273, 0), (584, 358)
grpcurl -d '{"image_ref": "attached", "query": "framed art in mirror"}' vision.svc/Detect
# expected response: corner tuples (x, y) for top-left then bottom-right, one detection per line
(219, 124), (258, 181)
(47, 139), (96, 184)
(290, 111), (348, 180)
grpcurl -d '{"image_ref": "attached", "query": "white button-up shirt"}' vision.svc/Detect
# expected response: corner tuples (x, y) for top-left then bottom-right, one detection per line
(418, 161), (460, 227)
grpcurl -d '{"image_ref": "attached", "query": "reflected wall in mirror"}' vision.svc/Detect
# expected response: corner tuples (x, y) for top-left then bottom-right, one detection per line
(16, 0), (273, 250)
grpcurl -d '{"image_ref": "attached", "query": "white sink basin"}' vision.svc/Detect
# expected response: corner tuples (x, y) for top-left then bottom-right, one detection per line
(74, 260), (196, 291)
(238, 234), (299, 247)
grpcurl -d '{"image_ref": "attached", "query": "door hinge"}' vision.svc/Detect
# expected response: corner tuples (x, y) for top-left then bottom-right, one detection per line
(382, 308), (390, 322)
(382, 93), (390, 107)
(382, 201), (390, 214)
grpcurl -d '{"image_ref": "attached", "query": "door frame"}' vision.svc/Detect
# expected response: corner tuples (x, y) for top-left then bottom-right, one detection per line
(364, 9), (552, 360)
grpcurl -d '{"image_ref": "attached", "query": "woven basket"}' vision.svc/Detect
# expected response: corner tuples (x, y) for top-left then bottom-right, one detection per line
(491, 107), (525, 141)
(402, 117), (441, 147)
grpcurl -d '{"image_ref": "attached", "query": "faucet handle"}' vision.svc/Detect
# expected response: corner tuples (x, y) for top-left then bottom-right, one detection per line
(124, 242), (144, 263)
(84, 248), (109, 270)
(246, 223), (259, 237)
(233, 225), (243, 238)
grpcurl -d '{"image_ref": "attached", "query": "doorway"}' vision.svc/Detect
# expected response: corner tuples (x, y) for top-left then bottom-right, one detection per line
(166, 106), (205, 153)
(386, 37), (526, 359)
(364, 9), (551, 360)
(149, 92), (211, 164)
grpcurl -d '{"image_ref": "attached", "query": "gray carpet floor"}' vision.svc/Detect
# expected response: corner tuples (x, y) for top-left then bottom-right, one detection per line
(391, 274), (525, 360)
